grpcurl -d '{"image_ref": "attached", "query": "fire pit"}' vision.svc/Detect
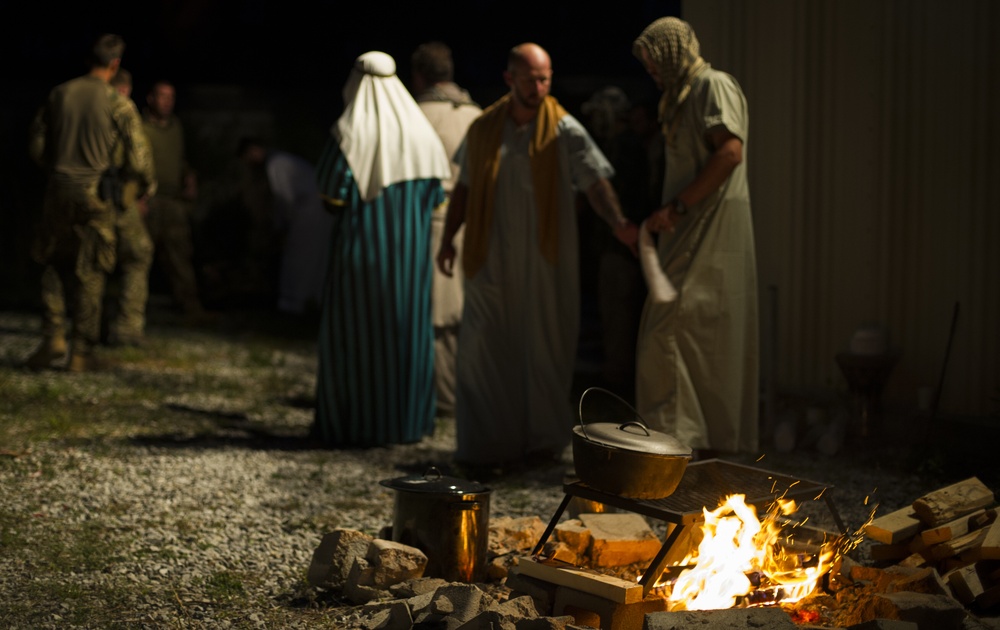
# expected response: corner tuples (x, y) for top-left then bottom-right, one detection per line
(531, 458), (845, 598)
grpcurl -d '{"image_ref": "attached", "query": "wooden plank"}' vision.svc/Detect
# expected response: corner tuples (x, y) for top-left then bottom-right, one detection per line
(920, 509), (987, 545)
(928, 528), (989, 561)
(911, 477), (995, 527)
(865, 506), (923, 544)
(869, 542), (912, 562)
(946, 564), (984, 605)
(514, 557), (643, 604)
(981, 517), (1000, 560)
(898, 553), (929, 568)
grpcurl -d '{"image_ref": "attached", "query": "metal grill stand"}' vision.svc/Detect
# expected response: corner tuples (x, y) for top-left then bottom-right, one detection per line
(530, 458), (845, 598)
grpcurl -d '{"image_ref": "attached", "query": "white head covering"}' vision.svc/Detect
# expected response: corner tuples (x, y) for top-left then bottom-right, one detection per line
(333, 51), (452, 201)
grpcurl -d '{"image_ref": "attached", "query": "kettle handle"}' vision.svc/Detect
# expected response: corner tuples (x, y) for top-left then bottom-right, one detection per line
(577, 386), (651, 441)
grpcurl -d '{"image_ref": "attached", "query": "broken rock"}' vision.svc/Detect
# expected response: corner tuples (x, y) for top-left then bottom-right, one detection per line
(307, 528), (374, 590)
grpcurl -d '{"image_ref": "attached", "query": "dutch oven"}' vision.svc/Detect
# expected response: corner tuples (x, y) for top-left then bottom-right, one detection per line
(572, 387), (693, 500)
(379, 467), (492, 583)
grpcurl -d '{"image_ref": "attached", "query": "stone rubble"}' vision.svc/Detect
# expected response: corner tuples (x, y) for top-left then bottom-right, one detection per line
(304, 517), (1000, 630)
(2, 308), (998, 629)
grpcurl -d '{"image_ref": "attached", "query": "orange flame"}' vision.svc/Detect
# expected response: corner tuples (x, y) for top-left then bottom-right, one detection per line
(665, 494), (835, 611)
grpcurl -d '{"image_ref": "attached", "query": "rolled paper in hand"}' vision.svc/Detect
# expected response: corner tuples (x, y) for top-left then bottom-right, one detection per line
(639, 220), (677, 303)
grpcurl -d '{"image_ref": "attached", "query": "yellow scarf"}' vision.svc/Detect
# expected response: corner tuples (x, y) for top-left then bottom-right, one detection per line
(462, 94), (567, 278)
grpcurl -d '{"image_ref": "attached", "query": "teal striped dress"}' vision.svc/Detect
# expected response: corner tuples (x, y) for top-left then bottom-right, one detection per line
(313, 142), (444, 447)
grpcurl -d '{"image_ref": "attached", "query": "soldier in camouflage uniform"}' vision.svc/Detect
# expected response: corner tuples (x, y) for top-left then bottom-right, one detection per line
(25, 34), (156, 372)
(107, 68), (155, 346)
(142, 80), (209, 322)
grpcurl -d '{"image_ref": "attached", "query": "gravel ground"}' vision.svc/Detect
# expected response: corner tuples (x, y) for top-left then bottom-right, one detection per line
(0, 303), (995, 628)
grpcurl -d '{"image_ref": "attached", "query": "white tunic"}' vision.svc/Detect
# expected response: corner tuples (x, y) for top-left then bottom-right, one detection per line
(454, 114), (613, 465)
(635, 66), (759, 454)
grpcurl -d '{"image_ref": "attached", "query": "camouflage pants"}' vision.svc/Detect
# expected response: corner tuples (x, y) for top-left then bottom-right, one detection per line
(33, 181), (117, 355)
(110, 203), (154, 339)
(144, 195), (202, 313)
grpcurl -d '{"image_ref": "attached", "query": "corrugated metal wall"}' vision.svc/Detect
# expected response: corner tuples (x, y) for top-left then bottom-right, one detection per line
(683, 0), (999, 417)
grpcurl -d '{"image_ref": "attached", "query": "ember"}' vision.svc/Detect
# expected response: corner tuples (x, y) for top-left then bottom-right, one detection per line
(790, 608), (821, 624)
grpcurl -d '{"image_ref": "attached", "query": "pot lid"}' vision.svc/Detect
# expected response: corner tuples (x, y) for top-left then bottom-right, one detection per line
(574, 421), (693, 456)
(379, 467), (491, 495)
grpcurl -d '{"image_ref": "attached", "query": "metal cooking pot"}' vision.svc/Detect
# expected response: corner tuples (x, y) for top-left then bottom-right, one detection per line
(379, 467), (492, 583)
(572, 387), (693, 500)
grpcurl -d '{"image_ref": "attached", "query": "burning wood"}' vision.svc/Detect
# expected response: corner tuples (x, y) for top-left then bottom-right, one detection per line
(655, 493), (840, 612)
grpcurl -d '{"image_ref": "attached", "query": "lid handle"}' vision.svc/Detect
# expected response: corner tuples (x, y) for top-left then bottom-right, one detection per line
(423, 466), (443, 482)
(577, 386), (650, 441)
(617, 421), (652, 436)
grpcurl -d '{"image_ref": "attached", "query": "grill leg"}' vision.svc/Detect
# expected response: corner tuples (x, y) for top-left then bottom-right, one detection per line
(823, 495), (848, 534)
(639, 523), (687, 598)
(531, 493), (573, 557)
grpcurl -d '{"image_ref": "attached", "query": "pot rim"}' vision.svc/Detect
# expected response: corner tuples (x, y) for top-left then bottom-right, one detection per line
(573, 424), (693, 456)
(576, 387), (692, 456)
(380, 466), (492, 495)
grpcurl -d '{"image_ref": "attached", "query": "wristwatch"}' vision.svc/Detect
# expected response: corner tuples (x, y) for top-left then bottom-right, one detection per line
(672, 198), (687, 215)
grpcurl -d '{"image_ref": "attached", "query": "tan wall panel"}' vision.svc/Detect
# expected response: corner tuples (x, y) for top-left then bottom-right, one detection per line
(682, 0), (999, 417)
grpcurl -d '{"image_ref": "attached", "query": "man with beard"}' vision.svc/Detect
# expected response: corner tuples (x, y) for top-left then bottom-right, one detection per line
(436, 42), (639, 475)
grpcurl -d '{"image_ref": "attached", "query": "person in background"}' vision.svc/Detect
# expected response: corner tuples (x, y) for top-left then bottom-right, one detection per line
(435, 43), (639, 476)
(579, 86), (662, 404)
(25, 34), (155, 372)
(312, 51), (451, 447)
(142, 79), (209, 323)
(237, 136), (332, 317)
(105, 68), (156, 347)
(410, 41), (483, 418)
(632, 16), (759, 457)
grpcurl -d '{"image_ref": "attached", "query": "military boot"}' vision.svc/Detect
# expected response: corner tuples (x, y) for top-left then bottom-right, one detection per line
(24, 336), (68, 370)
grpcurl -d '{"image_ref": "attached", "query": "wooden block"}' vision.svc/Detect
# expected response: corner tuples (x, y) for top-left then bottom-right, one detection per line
(981, 517), (1000, 560)
(870, 542), (913, 562)
(940, 556), (974, 574)
(909, 534), (931, 553)
(912, 477), (995, 527)
(514, 557), (643, 604)
(908, 533), (935, 566)
(579, 513), (663, 568)
(946, 564), (985, 604)
(866, 506), (923, 544)
(973, 507), (998, 527)
(928, 528), (988, 561)
(898, 553), (929, 568)
(920, 508), (987, 545)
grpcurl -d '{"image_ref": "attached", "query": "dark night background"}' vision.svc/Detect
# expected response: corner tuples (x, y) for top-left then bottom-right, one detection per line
(1, 1), (681, 307)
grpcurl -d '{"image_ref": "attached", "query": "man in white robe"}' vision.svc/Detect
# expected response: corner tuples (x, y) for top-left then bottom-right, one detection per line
(436, 43), (638, 473)
(633, 17), (760, 456)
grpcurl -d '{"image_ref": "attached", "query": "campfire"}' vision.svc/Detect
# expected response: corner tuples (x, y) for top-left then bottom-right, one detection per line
(305, 463), (998, 629)
(512, 465), (998, 629)
(656, 492), (840, 611)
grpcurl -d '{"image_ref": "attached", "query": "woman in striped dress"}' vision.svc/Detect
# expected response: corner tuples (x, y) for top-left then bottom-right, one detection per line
(312, 51), (451, 447)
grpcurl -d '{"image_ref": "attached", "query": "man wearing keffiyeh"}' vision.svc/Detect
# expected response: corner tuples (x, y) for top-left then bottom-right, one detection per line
(632, 17), (760, 458)
(436, 43), (638, 475)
